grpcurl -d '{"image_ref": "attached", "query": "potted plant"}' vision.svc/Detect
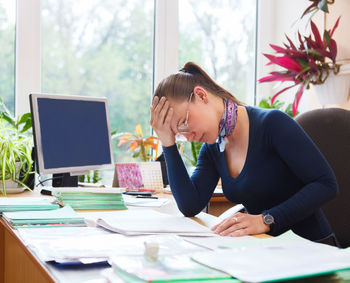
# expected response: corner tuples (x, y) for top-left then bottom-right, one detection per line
(258, 97), (297, 118)
(258, 1), (346, 116)
(113, 124), (158, 162)
(0, 99), (33, 195)
(182, 141), (203, 167)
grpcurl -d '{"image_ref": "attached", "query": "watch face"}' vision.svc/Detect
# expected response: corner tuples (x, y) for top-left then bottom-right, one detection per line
(264, 214), (274, 225)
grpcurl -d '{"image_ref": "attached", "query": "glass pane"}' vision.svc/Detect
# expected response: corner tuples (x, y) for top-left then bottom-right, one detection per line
(0, 0), (16, 114)
(41, 0), (154, 183)
(179, 0), (257, 104)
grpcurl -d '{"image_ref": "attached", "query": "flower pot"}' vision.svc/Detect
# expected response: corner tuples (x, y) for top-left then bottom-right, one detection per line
(0, 162), (25, 194)
(0, 179), (25, 194)
(312, 64), (350, 105)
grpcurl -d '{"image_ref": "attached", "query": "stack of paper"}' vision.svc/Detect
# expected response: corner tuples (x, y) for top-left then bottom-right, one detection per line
(17, 228), (205, 263)
(52, 187), (127, 210)
(191, 238), (350, 282)
(2, 205), (86, 228)
(95, 209), (215, 236)
(0, 197), (59, 215)
(110, 255), (231, 282)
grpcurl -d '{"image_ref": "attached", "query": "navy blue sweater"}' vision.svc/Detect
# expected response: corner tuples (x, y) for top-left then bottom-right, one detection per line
(163, 106), (338, 241)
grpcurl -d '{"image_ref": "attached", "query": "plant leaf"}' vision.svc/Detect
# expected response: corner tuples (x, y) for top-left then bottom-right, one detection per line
(324, 30), (331, 49)
(329, 38), (337, 62)
(292, 84), (305, 117)
(330, 16), (341, 37)
(271, 84), (298, 105)
(135, 124), (143, 137)
(317, 0), (329, 13)
(258, 98), (271, 109)
(311, 20), (323, 47)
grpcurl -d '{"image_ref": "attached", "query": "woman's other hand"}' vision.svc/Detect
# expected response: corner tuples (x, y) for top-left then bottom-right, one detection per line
(150, 96), (176, 147)
(211, 212), (270, 237)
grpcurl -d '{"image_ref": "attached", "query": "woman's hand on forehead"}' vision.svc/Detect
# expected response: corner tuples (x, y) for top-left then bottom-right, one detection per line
(150, 96), (176, 147)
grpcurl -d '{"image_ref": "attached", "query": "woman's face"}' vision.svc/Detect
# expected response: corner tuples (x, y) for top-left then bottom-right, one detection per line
(169, 89), (221, 144)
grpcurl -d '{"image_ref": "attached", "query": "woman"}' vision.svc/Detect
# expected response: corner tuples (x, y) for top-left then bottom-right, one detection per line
(150, 62), (338, 244)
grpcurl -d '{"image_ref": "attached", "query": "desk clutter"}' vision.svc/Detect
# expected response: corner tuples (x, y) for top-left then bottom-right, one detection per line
(2, 194), (350, 282)
(16, 217), (350, 282)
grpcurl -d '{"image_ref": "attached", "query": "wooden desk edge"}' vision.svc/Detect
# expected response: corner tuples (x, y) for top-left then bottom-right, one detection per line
(0, 218), (56, 283)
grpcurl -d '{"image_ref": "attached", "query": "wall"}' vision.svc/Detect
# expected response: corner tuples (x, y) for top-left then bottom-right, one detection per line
(257, 0), (350, 112)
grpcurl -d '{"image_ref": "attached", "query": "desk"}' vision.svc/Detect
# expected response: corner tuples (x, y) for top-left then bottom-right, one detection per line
(0, 190), (232, 283)
(1, 190), (350, 283)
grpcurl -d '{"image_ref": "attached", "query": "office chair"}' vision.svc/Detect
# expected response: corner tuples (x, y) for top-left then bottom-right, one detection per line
(296, 107), (350, 248)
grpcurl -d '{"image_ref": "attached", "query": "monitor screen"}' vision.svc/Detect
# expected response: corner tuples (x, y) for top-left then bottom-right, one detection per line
(30, 93), (114, 175)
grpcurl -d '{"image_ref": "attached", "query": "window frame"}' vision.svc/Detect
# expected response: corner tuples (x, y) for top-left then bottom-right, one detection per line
(15, 0), (258, 116)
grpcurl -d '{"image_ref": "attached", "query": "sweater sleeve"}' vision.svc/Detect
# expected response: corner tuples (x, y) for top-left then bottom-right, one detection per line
(162, 144), (220, 216)
(264, 110), (338, 234)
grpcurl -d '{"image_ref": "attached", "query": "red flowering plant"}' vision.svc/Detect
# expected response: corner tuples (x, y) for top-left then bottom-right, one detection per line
(258, 17), (341, 116)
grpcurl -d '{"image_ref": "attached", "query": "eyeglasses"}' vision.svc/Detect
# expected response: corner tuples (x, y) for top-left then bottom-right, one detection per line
(175, 91), (193, 142)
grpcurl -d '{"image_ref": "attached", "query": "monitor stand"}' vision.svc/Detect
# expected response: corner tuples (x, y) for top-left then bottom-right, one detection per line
(52, 173), (78, 187)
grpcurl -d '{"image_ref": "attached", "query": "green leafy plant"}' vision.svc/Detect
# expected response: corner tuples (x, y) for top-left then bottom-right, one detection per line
(113, 124), (158, 162)
(78, 170), (102, 184)
(182, 141), (203, 167)
(0, 98), (33, 195)
(258, 97), (298, 118)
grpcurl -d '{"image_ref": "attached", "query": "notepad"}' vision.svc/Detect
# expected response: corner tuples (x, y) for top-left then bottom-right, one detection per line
(95, 209), (215, 236)
(2, 205), (86, 228)
(0, 197), (59, 215)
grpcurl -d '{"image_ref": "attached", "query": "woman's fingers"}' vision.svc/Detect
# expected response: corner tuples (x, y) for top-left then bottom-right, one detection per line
(150, 96), (176, 147)
(158, 100), (170, 125)
(150, 97), (167, 127)
(212, 217), (240, 235)
(211, 213), (270, 237)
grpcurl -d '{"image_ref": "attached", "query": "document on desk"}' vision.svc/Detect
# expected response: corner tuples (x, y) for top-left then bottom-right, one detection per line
(0, 197), (58, 214)
(3, 205), (86, 228)
(93, 209), (215, 236)
(192, 240), (350, 282)
(122, 194), (170, 207)
(183, 230), (311, 251)
(110, 254), (231, 282)
(17, 227), (206, 262)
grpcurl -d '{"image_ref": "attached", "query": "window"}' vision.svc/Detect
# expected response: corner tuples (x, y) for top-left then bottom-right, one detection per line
(0, 0), (16, 114)
(37, 0), (257, 181)
(41, 0), (154, 164)
(179, 0), (257, 104)
(178, 0), (257, 171)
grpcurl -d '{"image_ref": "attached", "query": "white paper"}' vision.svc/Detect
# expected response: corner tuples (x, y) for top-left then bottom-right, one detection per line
(182, 235), (258, 250)
(18, 227), (206, 262)
(192, 239), (350, 282)
(95, 209), (215, 236)
(123, 195), (170, 207)
(183, 230), (315, 251)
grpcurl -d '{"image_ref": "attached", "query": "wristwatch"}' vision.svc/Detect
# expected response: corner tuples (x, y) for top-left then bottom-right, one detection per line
(262, 212), (275, 226)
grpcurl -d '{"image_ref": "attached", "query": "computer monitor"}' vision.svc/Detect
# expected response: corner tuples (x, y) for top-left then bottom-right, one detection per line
(29, 93), (114, 187)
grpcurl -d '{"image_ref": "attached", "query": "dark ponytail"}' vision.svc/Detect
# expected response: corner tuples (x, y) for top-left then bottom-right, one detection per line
(154, 62), (243, 105)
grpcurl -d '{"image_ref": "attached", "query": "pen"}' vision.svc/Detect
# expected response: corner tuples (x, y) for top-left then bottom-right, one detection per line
(136, 196), (158, 199)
